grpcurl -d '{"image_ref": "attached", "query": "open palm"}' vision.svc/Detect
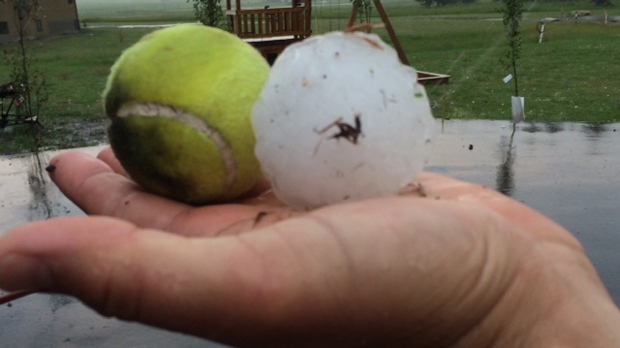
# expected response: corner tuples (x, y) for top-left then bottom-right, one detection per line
(0, 148), (618, 347)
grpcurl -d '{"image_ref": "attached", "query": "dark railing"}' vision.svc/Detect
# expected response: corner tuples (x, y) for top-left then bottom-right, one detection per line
(226, 4), (311, 40)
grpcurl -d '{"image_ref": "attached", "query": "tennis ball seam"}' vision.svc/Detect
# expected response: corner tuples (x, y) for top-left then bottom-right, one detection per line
(115, 102), (236, 192)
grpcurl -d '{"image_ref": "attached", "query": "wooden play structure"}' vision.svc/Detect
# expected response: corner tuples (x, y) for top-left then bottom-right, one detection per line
(226, 0), (449, 86)
(226, 0), (312, 63)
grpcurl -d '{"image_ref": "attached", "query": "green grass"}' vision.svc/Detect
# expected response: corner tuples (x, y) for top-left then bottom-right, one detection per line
(1, 0), (619, 154)
(78, 0), (195, 23)
(382, 20), (620, 122)
(1, 28), (154, 154)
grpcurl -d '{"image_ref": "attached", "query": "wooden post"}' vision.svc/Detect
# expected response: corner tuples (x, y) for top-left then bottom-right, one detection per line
(347, 5), (358, 28)
(373, 0), (410, 66)
(235, 0), (242, 35)
(346, 0), (410, 66)
(442, 83), (447, 122)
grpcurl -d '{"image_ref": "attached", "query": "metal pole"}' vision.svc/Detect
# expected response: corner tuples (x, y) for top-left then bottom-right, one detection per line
(537, 22), (545, 43)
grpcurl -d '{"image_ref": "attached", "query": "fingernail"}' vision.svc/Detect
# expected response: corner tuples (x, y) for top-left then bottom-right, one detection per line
(0, 254), (53, 291)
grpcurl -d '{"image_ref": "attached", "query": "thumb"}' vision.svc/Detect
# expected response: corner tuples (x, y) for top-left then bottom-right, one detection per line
(0, 216), (278, 344)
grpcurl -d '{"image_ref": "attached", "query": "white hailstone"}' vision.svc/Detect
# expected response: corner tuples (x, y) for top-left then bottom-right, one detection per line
(252, 31), (435, 210)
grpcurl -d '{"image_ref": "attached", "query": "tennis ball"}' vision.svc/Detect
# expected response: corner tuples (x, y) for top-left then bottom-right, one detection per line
(252, 31), (435, 210)
(104, 25), (270, 205)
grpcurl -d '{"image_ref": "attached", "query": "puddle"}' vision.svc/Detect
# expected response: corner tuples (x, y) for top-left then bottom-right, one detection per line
(0, 119), (619, 346)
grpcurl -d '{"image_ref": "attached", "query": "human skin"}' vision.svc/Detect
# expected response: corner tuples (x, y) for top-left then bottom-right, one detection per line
(0, 148), (619, 347)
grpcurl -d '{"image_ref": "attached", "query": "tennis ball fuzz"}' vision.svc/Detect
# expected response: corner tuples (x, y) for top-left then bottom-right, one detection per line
(104, 25), (270, 205)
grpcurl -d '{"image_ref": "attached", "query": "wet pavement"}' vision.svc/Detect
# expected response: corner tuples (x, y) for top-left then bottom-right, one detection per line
(429, 120), (620, 305)
(1, 119), (619, 346)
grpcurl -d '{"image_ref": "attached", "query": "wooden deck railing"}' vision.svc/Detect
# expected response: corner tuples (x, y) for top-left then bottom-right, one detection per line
(226, 5), (312, 40)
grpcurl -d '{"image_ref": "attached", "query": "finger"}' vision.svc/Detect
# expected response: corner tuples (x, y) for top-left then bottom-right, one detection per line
(48, 150), (265, 237)
(0, 217), (272, 340)
(410, 172), (582, 248)
(96, 146), (129, 177)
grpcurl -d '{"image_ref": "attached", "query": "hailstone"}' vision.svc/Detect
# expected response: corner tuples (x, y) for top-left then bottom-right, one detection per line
(252, 31), (435, 210)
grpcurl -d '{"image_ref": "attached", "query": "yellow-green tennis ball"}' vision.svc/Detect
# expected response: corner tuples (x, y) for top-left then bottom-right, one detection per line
(104, 25), (270, 205)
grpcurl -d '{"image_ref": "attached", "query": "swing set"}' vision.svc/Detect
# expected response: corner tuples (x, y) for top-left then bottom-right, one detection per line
(347, 0), (450, 86)
(226, 0), (449, 86)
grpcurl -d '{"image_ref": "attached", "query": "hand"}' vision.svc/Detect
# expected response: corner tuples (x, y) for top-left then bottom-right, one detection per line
(1, 148), (619, 347)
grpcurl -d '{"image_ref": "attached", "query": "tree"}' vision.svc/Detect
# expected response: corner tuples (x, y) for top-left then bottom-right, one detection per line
(415, 0), (476, 8)
(3, 0), (48, 134)
(501, 0), (523, 97)
(351, 0), (373, 26)
(415, 0), (432, 8)
(187, 0), (226, 29)
(591, 0), (613, 6)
